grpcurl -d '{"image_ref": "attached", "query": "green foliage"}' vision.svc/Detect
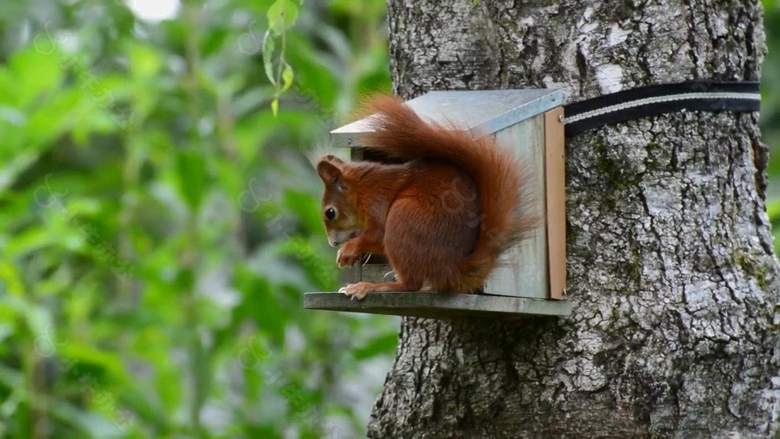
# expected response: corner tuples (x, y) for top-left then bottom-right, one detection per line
(0, 0), (393, 437)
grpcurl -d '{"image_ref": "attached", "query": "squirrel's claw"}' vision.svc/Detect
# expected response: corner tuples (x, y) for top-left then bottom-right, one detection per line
(339, 283), (368, 300)
(336, 247), (360, 268)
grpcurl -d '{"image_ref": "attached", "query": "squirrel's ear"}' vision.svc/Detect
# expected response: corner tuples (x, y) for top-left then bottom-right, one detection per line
(316, 158), (343, 186)
(323, 154), (344, 165)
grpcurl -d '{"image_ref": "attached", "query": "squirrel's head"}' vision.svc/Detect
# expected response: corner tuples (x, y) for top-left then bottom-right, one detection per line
(315, 155), (363, 247)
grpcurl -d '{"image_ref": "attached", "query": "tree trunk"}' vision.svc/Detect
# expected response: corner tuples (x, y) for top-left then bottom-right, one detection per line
(367, 1), (780, 438)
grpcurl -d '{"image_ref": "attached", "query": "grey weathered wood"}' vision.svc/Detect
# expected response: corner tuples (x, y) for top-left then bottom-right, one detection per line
(484, 114), (548, 298)
(330, 89), (563, 147)
(367, 1), (780, 438)
(304, 292), (572, 319)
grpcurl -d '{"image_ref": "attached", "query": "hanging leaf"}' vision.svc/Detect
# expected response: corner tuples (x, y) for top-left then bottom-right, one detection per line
(262, 31), (277, 86)
(267, 0), (299, 35)
(281, 63), (294, 93)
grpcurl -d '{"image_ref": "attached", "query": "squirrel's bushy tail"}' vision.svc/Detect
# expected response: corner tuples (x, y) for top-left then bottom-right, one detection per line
(358, 94), (540, 292)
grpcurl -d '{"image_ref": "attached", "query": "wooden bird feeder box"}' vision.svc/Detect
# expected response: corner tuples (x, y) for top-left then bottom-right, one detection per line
(304, 89), (571, 319)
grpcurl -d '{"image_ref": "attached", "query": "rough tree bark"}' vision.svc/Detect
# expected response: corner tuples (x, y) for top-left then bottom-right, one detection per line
(366, 1), (780, 438)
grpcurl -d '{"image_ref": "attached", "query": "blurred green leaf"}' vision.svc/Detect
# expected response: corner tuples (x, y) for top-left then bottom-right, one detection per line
(767, 198), (780, 223)
(233, 264), (286, 344)
(283, 188), (322, 233)
(201, 27), (230, 58)
(59, 344), (126, 380)
(174, 149), (210, 212)
(9, 45), (65, 107)
(353, 333), (398, 360)
(262, 31), (277, 85)
(281, 63), (294, 93)
(126, 43), (162, 79)
(267, 0), (299, 34)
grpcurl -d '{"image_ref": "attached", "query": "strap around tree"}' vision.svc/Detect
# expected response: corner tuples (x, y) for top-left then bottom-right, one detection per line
(561, 81), (761, 137)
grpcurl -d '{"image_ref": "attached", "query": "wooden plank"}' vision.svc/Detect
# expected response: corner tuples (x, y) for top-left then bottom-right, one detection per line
(544, 108), (567, 300)
(483, 115), (548, 298)
(344, 266), (361, 284)
(329, 89), (565, 148)
(303, 292), (572, 319)
(361, 263), (394, 282)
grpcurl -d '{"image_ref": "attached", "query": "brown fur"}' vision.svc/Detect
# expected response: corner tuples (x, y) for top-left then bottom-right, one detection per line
(315, 94), (540, 300)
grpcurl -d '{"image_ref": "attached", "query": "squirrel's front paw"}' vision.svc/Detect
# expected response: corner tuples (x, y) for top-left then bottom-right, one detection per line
(339, 282), (371, 300)
(336, 242), (360, 267)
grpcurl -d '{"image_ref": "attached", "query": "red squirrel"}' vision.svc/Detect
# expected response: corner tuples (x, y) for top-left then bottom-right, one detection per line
(315, 94), (539, 300)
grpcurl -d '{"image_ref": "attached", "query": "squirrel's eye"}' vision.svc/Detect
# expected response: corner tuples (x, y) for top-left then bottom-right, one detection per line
(325, 207), (336, 220)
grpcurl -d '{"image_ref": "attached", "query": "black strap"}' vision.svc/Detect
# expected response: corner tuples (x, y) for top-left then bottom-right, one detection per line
(562, 81), (761, 137)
